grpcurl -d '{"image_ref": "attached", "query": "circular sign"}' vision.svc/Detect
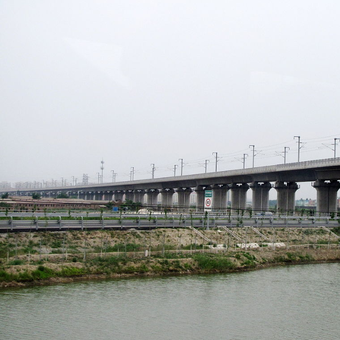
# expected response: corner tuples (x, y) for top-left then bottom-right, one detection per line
(205, 198), (212, 207)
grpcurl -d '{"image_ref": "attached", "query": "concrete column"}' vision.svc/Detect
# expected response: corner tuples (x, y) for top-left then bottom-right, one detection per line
(146, 189), (159, 208)
(176, 188), (192, 211)
(195, 186), (206, 212)
(160, 188), (175, 208)
(103, 191), (112, 200)
(250, 181), (272, 213)
(212, 184), (229, 211)
(230, 183), (249, 211)
(124, 190), (134, 201)
(313, 180), (340, 214)
(275, 181), (298, 214)
(95, 191), (104, 200)
(86, 192), (93, 200)
(78, 191), (85, 200)
(133, 190), (145, 204)
(113, 190), (124, 202)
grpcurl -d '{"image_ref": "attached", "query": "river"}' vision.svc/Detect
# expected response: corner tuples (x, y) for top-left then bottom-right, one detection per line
(1, 263), (339, 340)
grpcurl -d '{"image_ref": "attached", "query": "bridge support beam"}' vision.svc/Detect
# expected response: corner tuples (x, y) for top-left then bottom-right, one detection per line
(250, 181), (272, 213)
(124, 190), (134, 202)
(97, 191), (105, 200)
(230, 183), (249, 212)
(212, 184), (229, 211)
(195, 186), (206, 212)
(85, 192), (94, 200)
(176, 188), (192, 211)
(313, 180), (340, 215)
(146, 189), (159, 208)
(103, 191), (113, 200)
(113, 190), (124, 202)
(275, 181), (298, 214)
(133, 190), (145, 204)
(160, 189), (174, 208)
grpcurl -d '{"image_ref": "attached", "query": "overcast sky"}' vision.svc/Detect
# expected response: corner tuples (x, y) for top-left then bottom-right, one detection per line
(1, 1), (340, 198)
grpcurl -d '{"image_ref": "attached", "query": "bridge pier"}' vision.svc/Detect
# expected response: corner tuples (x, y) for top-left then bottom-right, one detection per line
(212, 184), (229, 211)
(96, 191), (105, 200)
(230, 183), (249, 212)
(176, 188), (192, 211)
(250, 181), (272, 213)
(113, 190), (124, 202)
(103, 191), (113, 200)
(195, 186), (206, 212)
(161, 188), (174, 208)
(275, 181), (298, 214)
(313, 180), (340, 214)
(133, 189), (145, 204)
(124, 190), (134, 202)
(86, 192), (94, 200)
(146, 189), (159, 208)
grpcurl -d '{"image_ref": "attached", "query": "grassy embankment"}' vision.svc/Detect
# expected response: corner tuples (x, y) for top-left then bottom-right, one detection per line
(1, 227), (340, 288)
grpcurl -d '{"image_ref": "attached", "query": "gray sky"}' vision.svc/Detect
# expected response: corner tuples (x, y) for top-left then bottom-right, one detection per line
(1, 1), (340, 199)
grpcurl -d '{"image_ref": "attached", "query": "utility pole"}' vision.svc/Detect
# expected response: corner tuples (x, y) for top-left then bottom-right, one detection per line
(242, 153), (248, 169)
(100, 159), (104, 183)
(249, 145), (255, 168)
(130, 167), (135, 181)
(294, 136), (302, 162)
(111, 170), (116, 182)
(334, 138), (340, 158)
(212, 152), (218, 172)
(179, 159), (184, 176)
(82, 174), (89, 185)
(204, 159), (209, 173)
(283, 147), (290, 164)
(151, 163), (156, 179)
(173, 164), (178, 176)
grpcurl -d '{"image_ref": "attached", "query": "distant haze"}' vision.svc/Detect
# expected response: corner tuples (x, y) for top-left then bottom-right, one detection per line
(1, 1), (340, 199)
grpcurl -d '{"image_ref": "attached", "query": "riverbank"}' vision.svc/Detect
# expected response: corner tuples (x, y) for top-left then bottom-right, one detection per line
(1, 248), (340, 288)
(1, 228), (340, 288)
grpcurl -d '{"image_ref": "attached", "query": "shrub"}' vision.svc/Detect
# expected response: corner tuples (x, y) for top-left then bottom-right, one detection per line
(193, 254), (235, 271)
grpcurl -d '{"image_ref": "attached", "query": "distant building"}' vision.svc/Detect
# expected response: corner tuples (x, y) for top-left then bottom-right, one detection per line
(296, 198), (316, 207)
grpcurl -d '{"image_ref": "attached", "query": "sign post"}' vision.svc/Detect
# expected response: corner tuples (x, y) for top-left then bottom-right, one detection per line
(204, 190), (213, 230)
(204, 190), (213, 211)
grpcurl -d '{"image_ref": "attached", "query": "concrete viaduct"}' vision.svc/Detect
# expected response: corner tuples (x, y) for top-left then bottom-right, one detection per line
(4, 158), (340, 214)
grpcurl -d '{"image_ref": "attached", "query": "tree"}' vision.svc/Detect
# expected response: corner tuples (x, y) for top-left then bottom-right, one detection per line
(57, 192), (69, 199)
(121, 199), (142, 212)
(1, 192), (9, 199)
(32, 193), (41, 199)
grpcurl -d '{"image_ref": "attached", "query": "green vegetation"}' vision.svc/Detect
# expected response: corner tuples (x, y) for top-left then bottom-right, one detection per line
(193, 253), (235, 271)
(57, 192), (69, 199)
(0, 227), (339, 287)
